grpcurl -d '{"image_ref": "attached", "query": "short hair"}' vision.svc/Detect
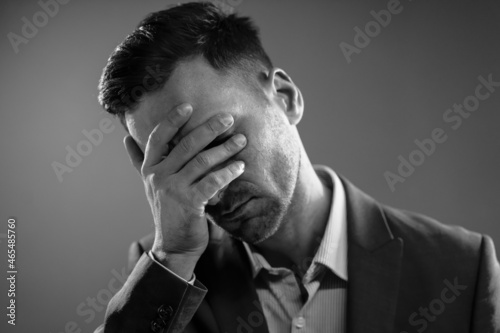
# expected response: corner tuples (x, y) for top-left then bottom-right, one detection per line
(97, 2), (273, 123)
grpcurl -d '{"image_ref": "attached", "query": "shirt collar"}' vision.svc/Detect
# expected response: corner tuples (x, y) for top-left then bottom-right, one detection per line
(242, 165), (348, 282)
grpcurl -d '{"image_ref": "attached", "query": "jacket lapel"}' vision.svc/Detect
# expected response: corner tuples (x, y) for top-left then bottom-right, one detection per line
(341, 176), (403, 333)
(196, 227), (269, 333)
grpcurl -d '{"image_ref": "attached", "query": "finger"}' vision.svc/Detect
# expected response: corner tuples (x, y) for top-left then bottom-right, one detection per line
(163, 113), (234, 174)
(124, 135), (143, 173)
(180, 133), (247, 184)
(192, 160), (245, 206)
(142, 103), (193, 169)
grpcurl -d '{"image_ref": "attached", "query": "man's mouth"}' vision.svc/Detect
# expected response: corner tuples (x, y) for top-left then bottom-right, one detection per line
(221, 196), (255, 219)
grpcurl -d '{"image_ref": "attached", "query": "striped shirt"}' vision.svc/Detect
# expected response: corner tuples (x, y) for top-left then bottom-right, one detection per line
(242, 165), (348, 333)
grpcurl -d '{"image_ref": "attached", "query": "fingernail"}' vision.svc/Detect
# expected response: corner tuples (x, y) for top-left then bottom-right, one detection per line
(235, 161), (245, 171)
(233, 134), (247, 146)
(219, 114), (234, 127)
(178, 104), (192, 116)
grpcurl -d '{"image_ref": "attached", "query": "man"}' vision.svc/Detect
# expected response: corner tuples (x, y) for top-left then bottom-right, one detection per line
(96, 2), (500, 332)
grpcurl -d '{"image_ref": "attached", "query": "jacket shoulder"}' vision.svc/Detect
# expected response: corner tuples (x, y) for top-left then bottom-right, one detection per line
(382, 204), (484, 258)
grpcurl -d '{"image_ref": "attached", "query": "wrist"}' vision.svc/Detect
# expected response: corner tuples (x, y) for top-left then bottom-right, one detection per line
(151, 247), (199, 281)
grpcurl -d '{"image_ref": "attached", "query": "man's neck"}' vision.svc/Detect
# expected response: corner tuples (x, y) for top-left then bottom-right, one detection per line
(254, 151), (333, 273)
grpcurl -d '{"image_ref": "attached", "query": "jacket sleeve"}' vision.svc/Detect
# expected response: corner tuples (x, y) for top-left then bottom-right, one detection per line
(471, 235), (500, 332)
(95, 242), (207, 333)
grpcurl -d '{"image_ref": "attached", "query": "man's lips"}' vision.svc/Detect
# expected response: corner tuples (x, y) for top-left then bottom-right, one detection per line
(221, 196), (255, 217)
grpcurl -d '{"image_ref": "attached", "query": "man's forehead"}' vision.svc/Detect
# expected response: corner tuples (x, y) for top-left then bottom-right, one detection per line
(127, 95), (216, 151)
(125, 57), (249, 150)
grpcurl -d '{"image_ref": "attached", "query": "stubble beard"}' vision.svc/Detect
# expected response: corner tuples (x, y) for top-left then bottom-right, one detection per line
(208, 144), (301, 245)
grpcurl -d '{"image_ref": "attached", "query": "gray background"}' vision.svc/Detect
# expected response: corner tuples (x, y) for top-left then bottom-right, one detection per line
(1, 0), (499, 331)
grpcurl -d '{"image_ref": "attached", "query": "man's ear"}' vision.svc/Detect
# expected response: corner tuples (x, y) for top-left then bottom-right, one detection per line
(266, 68), (304, 125)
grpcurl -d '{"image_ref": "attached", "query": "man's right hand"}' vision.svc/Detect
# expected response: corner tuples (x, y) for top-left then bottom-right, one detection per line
(123, 103), (247, 280)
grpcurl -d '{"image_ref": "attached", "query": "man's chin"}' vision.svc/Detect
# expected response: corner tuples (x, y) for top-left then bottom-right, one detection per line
(208, 214), (283, 245)
(206, 196), (287, 244)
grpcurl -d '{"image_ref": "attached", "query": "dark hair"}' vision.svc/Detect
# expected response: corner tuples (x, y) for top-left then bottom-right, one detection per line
(97, 2), (273, 122)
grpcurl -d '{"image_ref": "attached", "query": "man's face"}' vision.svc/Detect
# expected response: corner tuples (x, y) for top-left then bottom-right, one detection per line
(125, 57), (301, 244)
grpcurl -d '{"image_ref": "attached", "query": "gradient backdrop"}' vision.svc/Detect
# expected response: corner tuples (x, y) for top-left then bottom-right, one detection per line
(1, 0), (499, 331)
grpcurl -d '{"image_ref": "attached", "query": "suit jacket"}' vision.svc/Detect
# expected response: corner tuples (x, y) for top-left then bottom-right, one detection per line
(96, 176), (500, 333)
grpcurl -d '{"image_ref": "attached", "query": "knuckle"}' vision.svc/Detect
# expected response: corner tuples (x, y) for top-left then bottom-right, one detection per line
(207, 173), (223, 188)
(195, 153), (211, 168)
(179, 135), (194, 153)
(145, 172), (175, 194)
